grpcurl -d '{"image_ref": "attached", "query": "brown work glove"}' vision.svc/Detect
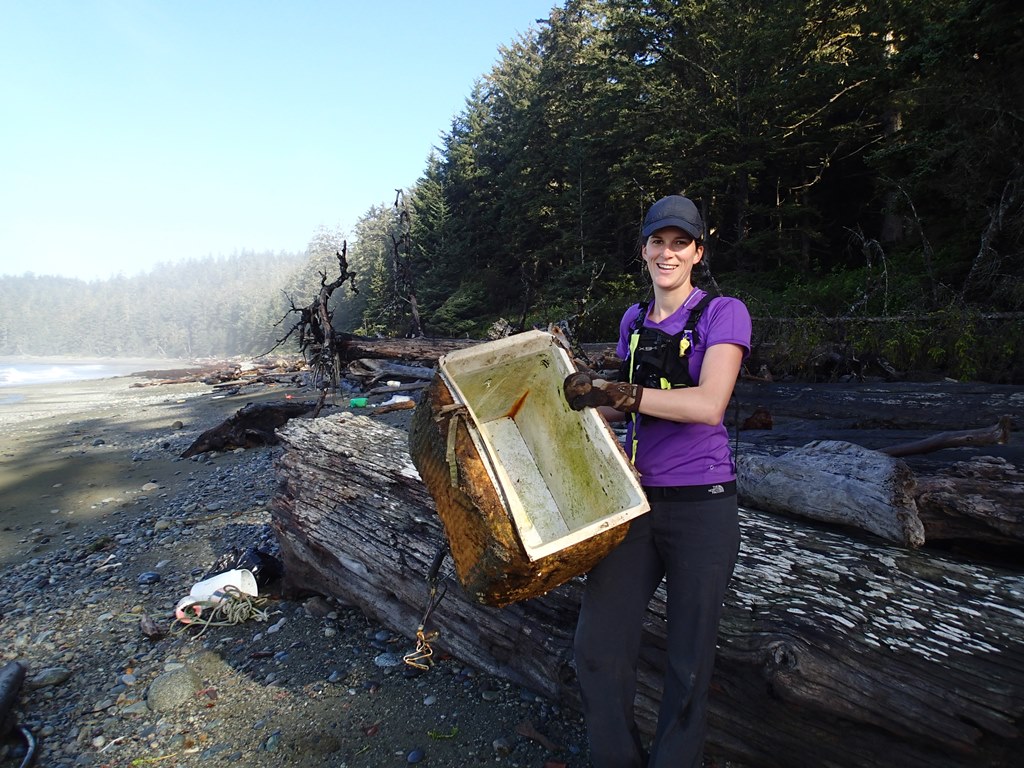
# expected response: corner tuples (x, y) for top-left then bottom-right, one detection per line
(563, 371), (643, 413)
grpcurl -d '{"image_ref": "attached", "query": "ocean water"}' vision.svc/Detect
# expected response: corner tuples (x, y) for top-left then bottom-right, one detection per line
(0, 359), (188, 388)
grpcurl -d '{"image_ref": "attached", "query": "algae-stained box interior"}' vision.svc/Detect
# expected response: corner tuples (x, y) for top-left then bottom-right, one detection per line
(410, 330), (649, 606)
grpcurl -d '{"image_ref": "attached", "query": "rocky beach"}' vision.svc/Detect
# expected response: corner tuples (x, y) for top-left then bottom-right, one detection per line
(0, 370), (594, 768)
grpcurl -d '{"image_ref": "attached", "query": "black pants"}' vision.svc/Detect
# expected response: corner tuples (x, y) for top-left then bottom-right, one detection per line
(574, 491), (740, 768)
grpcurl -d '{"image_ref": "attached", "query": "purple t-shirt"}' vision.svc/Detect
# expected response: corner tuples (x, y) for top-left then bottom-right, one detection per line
(615, 289), (751, 487)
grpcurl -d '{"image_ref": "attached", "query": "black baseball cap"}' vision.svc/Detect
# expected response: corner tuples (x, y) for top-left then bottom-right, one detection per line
(641, 195), (704, 241)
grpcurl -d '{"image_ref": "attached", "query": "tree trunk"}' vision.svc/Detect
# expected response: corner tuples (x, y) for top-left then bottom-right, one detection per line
(270, 412), (1024, 768)
(735, 440), (1024, 549)
(736, 439), (924, 546)
(335, 334), (480, 363)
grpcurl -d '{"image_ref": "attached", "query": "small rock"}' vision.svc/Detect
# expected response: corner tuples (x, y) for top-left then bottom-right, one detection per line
(121, 701), (150, 716)
(302, 596), (333, 618)
(26, 666), (72, 689)
(137, 571), (161, 586)
(261, 731), (282, 752)
(146, 666), (201, 712)
(373, 653), (402, 668)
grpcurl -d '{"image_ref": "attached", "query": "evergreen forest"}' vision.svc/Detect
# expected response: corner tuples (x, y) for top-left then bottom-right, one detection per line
(2, 0), (1022, 382)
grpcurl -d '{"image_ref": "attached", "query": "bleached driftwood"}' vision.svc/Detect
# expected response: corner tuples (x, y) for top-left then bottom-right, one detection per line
(735, 439), (1024, 549)
(880, 416), (1012, 457)
(344, 358), (434, 386)
(270, 412), (1024, 768)
(736, 440), (924, 546)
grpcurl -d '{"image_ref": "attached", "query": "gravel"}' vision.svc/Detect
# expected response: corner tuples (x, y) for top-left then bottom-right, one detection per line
(0, 381), (592, 767)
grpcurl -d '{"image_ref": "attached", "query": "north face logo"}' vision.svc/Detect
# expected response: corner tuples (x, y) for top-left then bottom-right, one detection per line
(708, 484), (725, 495)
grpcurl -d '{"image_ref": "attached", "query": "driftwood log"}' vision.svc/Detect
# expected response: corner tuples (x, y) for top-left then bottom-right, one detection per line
(333, 333), (622, 369)
(129, 358), (307, 388)
(181, 400), (321, 457)
(735, 439), (1024, 550)
(880, 415), (1013, 457)
(270, 412), (1024, 768)
(344, 358), (435, 386)
(736, 439), (924, 546)
(336, 334), (481, 363)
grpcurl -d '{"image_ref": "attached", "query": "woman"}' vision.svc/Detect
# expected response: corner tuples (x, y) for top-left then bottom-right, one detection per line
(563, 194), (752, 768)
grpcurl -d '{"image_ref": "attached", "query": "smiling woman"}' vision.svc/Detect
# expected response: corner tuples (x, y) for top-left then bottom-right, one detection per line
(563, 193), (753, 768)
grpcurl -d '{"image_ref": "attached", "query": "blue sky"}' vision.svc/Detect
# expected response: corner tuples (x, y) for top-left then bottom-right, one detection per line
(0, 0), (555, 280)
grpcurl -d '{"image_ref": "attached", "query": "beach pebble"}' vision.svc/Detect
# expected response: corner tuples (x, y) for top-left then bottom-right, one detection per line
(27, 666), (72, 689)
(261, 731), (282, 752)
(0, 393), (592, 768)
(303, 596), (333, 617)
(146, 666), (201, 712)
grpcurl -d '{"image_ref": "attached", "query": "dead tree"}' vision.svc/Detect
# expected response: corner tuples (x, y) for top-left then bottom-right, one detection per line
(392, 190), (423, 338)
(272, 245), (358, 387)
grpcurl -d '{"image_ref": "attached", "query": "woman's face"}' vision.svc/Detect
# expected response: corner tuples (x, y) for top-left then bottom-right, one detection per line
(642, 226), (703, 294)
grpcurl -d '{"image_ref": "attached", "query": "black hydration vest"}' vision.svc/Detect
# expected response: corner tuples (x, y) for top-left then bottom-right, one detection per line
(621, 292), (715, 462)
(623, 292), (715, 390)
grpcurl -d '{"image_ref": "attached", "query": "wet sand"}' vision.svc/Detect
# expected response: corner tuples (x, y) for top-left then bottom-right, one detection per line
(0, 371), (307, 565)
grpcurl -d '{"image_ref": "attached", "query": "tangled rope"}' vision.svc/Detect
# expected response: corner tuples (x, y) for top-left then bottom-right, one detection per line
(403, 626), (442, 670)
(403, 544), (449, 670)
(172, 586), (270, 638)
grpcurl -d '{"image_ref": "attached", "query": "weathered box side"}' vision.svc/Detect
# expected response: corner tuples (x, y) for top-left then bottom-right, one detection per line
(408, 330), (648, 606)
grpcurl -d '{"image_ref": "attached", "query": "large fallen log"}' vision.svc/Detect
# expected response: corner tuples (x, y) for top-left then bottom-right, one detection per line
(735, 440), (1024, 550)
(181, 400), (321, 457)
(270, 412), (1024, 768)
(736, 439), (924, 546)
(914, 455), (1024, 547)
(335, 334), (481, 363)
(332, 332), (623, 368)
(344, 358), (435, 385)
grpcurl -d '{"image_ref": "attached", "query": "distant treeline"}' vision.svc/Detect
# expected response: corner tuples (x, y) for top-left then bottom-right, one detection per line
(3, 0), (1022, 382)
(0, 251), (309, 360)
